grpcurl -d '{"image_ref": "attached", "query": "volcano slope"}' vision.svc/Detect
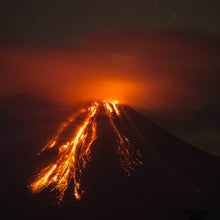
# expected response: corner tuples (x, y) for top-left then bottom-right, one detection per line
(78, 104), (219, 220)
(4, 101), (219, 219)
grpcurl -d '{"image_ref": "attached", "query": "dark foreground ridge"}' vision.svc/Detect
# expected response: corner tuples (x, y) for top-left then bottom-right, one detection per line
(1, 103), (219, 219)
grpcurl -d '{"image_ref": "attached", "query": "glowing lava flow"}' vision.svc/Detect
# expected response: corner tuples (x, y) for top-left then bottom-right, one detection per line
(28, 100), (142, 202)
(37, 109), (86, 155)
(29, 102), (98, 201)
(103, 101), (142, 175)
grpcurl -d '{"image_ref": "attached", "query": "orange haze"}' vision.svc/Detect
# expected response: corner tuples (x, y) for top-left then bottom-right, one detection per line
(0, 31), (219, 112)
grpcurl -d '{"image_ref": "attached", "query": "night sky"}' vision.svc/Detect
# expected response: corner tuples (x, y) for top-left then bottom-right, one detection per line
(1, 0), (220, 43)
(0, 1), (220, 155)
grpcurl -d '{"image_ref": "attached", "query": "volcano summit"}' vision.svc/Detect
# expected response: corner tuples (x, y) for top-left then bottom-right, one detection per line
(27, 100), (220, 219)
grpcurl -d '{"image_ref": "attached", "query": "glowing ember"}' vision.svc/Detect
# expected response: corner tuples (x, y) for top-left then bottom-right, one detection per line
(28, 100), (142, 202)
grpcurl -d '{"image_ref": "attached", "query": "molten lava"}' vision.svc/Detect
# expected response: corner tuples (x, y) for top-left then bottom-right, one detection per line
(28, 100), (142, 202)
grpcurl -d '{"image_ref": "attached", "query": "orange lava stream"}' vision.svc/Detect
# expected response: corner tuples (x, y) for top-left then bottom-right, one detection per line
(103, 101), (142, 175)
(37, 109), (86, 155)
(29, 102), (98, 201)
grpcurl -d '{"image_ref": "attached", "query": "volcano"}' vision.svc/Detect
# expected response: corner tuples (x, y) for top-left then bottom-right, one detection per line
(23, 101), (220, 219)
(0, 101), (211, 220)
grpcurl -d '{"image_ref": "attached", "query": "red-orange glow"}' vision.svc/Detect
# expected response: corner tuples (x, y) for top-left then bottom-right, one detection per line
(29, 102), (98, 201)
(1, 31), (218, 112)
(29, 100), (143, 202)
(80, 80), (141, 106)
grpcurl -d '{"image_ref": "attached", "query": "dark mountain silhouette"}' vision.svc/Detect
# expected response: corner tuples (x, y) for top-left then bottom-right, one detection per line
(1, 104), (219, 220)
